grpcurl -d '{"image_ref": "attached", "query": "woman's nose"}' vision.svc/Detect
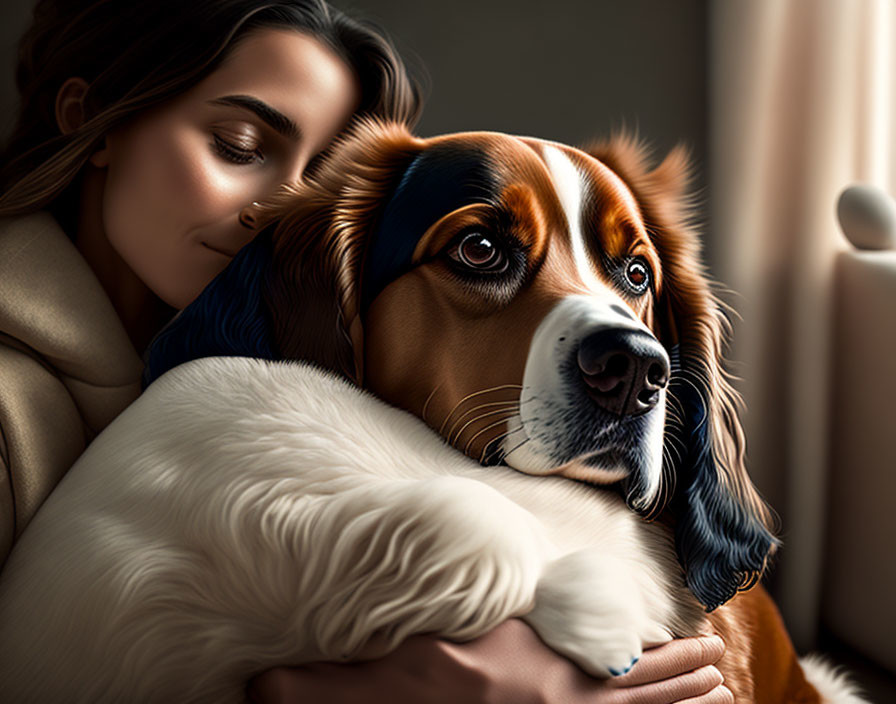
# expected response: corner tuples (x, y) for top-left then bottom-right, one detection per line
(239, 201), (262, 229)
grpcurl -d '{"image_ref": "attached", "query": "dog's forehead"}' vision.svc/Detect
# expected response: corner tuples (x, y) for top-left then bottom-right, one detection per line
(404, 132), (646, 245)
(519, 138), (645, 234)
(361, 132), (649, 310)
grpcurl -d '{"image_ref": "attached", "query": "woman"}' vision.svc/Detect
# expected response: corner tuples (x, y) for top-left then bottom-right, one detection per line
(0, 1), (729, 701)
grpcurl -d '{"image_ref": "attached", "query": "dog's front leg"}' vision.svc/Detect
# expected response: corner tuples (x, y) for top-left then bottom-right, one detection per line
(229, 474), (555, 665)
(522, 549), (675, 679)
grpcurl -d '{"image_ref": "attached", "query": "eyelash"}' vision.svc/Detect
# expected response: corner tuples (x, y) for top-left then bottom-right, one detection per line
(212, 134), (263, 165)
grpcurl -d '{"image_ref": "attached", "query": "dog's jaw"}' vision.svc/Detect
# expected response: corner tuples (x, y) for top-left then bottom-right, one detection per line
(501, 294), (666, 509)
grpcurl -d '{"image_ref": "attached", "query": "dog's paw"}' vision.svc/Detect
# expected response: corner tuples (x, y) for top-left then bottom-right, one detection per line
(522, 550), (670, 678)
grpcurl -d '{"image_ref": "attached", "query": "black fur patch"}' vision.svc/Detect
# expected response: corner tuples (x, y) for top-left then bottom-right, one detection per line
(361, 143), (500, 310)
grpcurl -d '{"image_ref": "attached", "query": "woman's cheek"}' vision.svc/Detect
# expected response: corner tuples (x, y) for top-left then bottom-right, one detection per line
(100, 122), (233, 307)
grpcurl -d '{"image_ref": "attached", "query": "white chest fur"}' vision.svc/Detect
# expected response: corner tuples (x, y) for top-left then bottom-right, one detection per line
(0, 357), (702, 703)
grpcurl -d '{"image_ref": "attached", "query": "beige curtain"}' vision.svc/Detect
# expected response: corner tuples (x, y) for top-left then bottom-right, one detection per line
(709, 0), (895, 651)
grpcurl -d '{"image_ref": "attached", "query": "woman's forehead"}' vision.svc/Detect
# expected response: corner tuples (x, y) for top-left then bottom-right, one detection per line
(181, 29), (360, 150)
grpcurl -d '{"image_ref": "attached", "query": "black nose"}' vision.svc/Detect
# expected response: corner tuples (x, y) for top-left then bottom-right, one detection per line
(577, 329), (670, 416)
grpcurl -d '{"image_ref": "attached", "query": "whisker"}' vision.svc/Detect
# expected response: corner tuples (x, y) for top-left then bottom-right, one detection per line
(422, 385), (442, 425)
(663, 406), (685, 430)
(451, 407), (519, 448)
(461, 413), (519, 455)
(659, 440), (679, 492)
(638, 444), (677, 521)
(446, 401), (519, 444)
(438, 384), (524, 437)
(654, 453), (676, 509)
(502, 437), (531, 461)
(669, 375), (711, 433)
(677, 365), (714, 391)
(480, 424), (527, 464)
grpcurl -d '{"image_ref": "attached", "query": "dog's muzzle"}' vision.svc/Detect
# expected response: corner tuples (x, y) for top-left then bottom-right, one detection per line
(500, 295), (668, 506)
(578, 329), (670, 417)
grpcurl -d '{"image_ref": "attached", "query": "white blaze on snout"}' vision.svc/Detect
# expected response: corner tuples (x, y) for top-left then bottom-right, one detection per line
(503, 296), (666, 507)
(541, 145), (604, 291)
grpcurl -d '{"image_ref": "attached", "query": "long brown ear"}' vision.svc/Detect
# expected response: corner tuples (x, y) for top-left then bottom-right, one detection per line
(260, 119), (423, 384)
(142, 120), (422, 388)
(583, 134), (779, 611)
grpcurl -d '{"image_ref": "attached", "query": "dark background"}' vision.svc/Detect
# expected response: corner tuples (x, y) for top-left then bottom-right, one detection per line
(0, 0), (709, 190)
(334, 0), (707, 151)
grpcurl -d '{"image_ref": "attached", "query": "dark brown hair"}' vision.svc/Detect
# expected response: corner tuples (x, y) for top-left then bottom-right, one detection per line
(0, 0), (423, 227)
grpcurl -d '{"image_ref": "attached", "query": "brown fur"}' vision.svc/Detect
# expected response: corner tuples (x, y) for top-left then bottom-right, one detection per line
(708, 586), (821, 702)
(257, 121), (426, 384)
(256, 119), (814, 701)
(584, 134), (779, 541)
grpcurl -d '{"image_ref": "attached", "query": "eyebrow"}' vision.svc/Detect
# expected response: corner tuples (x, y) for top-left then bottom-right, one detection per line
(208, 95), (301, 141)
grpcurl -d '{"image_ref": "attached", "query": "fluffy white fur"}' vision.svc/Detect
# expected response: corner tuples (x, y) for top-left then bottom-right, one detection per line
(0, 357), (701, 703)
(800, 656), (870, 704)
(0, 358), (869, 703)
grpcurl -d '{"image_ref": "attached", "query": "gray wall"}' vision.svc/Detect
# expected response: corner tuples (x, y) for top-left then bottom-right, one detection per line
(1, 0), (707, 167)
(337, 0), (707, 158)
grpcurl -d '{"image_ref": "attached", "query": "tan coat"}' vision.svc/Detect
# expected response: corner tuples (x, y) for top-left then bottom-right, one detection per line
(0, 212), (143, 565)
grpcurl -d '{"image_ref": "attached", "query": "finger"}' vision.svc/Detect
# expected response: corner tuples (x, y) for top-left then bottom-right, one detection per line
(607, 636), (725, 687)
(603, 666), (724, 704)
(678, 684), (735, 704)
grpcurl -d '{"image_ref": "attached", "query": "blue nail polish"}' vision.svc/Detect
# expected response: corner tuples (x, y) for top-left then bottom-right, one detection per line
(609, 667), (621, 677)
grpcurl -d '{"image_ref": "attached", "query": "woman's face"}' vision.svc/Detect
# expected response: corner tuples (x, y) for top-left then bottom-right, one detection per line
(93, 29), (360, 309)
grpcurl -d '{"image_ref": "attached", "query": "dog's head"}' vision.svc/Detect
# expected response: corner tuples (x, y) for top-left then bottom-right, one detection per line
(145, 120), (778, 611)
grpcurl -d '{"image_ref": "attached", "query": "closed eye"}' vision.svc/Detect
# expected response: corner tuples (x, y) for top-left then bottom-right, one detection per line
(212, 134), (264, 165)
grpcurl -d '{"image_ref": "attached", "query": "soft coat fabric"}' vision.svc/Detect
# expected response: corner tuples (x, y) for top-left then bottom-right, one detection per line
(0, 212), (143, 564)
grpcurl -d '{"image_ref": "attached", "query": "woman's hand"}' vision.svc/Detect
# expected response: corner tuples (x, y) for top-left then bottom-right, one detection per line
(246, 620), (733, 703)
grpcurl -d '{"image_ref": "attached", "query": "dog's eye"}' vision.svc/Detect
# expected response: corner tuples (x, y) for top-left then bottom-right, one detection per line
(624, 258), (651, 294)
(454, 232), (508, 273)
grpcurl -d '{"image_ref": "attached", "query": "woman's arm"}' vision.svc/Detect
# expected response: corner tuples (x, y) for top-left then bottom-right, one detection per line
(247, 621), (732, 704)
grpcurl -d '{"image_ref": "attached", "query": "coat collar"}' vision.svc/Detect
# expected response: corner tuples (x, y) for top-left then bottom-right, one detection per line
(0, 212), (143, 392)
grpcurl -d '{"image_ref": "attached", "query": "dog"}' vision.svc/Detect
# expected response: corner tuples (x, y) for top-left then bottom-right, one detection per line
(0, 120), (865, 703)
